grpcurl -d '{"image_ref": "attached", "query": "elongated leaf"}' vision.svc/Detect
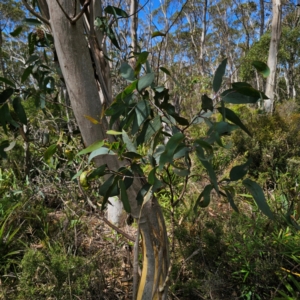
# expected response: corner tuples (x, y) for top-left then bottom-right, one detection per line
(221, 89), (261, 104)
(44, 144), (57, 163)
(25, 55), (39, 65)
(120, 62), (135, 81)
(195, 145), (219, 194)
(13, 97), (27, 125)
(107, 130), (123, 135)
(191, 111), (213, 125)
(213, 58), (227, 93)
(77, 140), (104, 156)
(88, 147), (115, 163)
(104, 5), (128, 17)
(0, 77), (16, 88)
(136, 116), (161, 145)
(252, 61), (270, 78)
(107, 26), (120, 49)
(201, 94), (213, 112)
(119, 180), (131, 213)
(223, 188), (239, 213)
(148, 167), (163, 191)
(194, 184), (213, 210)
(117, 167), (134, 189)
(232, 82), (252, 89)
(242, 179), (274, 220)
(152, 31), (166, 38)
(235, 87), (268, 99)
(194, 139), (213, 160)
(159, 132), (185, 170)
(122, 130), (136, 152)
(230, 159), (251, 181)
(136, 183), (151, 204)
(10, 26), (23, 37)
(0, 88), (14, 104)
(3, 140), (16, 152)
(122, 152), (142, 160)
(160, 67), (171, 76)
(87, 164), (107, 180)
(84, 115), (100, 124)
(173, 167), (190, 177)
(99, 175), (119, 197)
(21, 66), (33, 83)
(23, 18), (42, 25)
(136, 51), (149, 65)
(136, 100), (150, 127)
(137, 73), (155, 91)
(217, 107), (251, 136)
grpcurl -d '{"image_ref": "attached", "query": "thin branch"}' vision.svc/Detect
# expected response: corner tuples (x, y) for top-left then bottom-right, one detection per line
(22, 0), (50, 26)
(55, 0), (73, 22)
(55, 0), (90, 24)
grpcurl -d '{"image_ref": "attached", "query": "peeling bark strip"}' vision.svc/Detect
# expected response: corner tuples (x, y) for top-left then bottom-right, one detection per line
(265, 0), (282, 113)
(46, 1), (169, 299)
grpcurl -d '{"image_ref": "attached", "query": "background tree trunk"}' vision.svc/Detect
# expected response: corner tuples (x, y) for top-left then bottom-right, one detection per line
(264, 0), (282, 113)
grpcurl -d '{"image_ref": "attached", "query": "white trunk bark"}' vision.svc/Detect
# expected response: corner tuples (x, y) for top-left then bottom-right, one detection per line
(265, 0), (282, 113)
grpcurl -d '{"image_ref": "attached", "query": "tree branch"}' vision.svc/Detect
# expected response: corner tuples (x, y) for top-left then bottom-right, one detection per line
(55, 0), (90, 24)
(22, 0), (50, 26)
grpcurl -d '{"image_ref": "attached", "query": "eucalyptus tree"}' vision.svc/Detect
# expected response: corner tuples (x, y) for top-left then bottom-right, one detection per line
(0, 1), (281, 299)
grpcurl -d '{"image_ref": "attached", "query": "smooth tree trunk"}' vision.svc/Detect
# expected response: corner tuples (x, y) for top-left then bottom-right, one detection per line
(264, 0), (282, 113)
(45, 1), (169, 299)
(199, 0), (207, 76)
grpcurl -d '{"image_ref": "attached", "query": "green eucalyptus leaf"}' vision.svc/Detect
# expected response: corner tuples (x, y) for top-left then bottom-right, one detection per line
(104, 5), (128, 17)
(136, 116), (161, 145)
(173, 167), (190, 177)
(231, 82), (252, 89)
(230, 159), (252, 181)
(194, 184), (213, 209)
(87, 164), (107, 180)
(0, 88), (14, 104)
(136, 51), (149, 65)
(99, 175), (119, 197)
(242, 179), (274, 220)
(13, 97), (27, 125)
(159, 132), (185, 170)
(119, 179), (131, 213)
(136, 183), (151, 205)
(148, 167), (163, 191)
(25, 55), (39, 65)
(137, 73), (155, 91)
(77, 140), (105, 156)
(21, 66), (33, 83)
(10, 26), (23, 37)
(0, 77), (16, 88)
(88, 147), (115, 163)
(213, 58), (227, 93)
(252, 61), (270, 78)
(120, 62), (135, 81)
(217, 107), (252, 137)
(44, 144), (57, 163)
(23, 18), (42, 25)
(136, 100), (150, 127)
(221, 89), (261, 104)
(201, 94), (213, 112)
(152, 31), (166, 38)
(223, 188), (239, 213)
(122, 152), (142, 160)
(160, 67), (171, 76)
(122, 130), (136, 152)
